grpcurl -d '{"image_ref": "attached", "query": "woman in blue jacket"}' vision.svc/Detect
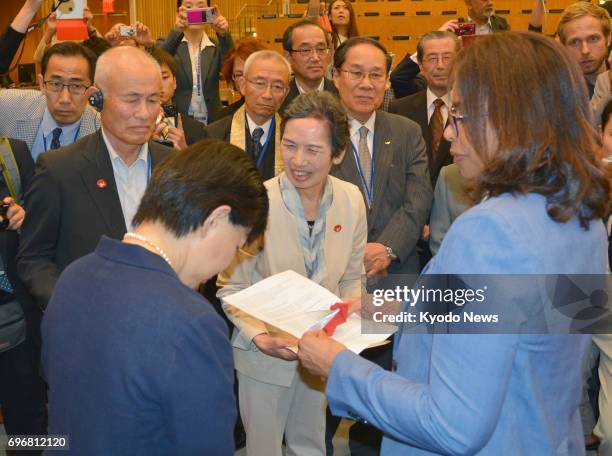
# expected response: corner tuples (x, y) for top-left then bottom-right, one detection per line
(298, 31), (611, 455)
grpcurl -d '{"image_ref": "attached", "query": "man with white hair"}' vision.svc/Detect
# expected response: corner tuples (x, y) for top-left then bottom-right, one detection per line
(17, 46), (173, 310)
(202, 50), (291, 180)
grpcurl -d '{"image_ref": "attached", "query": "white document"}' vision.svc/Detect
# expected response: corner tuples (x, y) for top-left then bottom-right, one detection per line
(223, 270), (396, 354)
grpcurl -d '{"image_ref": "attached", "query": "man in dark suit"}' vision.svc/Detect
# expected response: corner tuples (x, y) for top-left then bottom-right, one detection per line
(158, 2), (232, 124)
(17, 46), (172, 311)
(0, 137), (47, 453)
(329, 37), (432, 455)
(280, 20), (338, 114)
(389, 31), (459, 269)
(389, 31), (459, 187)
(202, 50), (290, 180)
(149, 47), (206, 149)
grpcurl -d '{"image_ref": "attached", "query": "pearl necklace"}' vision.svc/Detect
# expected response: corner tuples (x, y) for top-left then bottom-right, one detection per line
(124, 233), (173, 268)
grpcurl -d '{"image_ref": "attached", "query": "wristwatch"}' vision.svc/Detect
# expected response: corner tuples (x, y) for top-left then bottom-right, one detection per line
(385, 246), (398, 261)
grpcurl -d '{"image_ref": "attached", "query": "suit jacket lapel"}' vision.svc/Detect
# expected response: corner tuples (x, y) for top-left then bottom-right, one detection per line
(79, 131), (126, 237)
(200, 45), (216, 87)
(178, 42), (193, 89)
(333, 143), (367, 209)
(415, 90), (431, 156)
(370, 112), (394, 222)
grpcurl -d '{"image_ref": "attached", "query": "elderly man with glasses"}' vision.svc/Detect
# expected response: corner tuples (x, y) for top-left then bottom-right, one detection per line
(203, 50), (291, 180)
(279, 20), (338, 115)
(0, 42), (101, 160)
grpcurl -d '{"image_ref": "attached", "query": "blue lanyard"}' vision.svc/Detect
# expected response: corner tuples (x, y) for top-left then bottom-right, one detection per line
(254, 117), (276, 168)
(146, 150), (152, 181)
(43, 124), (81, 152)
(195, 42), (202, 97)
(351, 137), (375, 206)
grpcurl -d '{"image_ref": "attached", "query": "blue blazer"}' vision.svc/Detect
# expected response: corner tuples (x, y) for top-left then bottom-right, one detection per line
(42, 238), (236, 455)
(326, 193), (607, 455)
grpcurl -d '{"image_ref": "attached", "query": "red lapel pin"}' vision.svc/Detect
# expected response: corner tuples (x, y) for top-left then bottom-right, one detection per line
(96, 179), (107, 189)
(334, 224), (342, 232)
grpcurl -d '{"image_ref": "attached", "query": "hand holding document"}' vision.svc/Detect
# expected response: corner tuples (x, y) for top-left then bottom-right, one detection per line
(222, 270), (396, 354)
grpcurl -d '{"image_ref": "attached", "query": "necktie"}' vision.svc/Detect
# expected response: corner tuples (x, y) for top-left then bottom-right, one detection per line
(429, 98), (445, 159)
(252, 127), (264, 160)
(50, 127), (63, 150)
(357, 126), (372, 198)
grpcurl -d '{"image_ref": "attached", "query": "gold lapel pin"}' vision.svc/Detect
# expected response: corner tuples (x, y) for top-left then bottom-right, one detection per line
(384, 140), (391, 145)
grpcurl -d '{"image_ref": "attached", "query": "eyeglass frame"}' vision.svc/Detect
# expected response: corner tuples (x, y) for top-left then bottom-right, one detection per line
(448, 105), (466, 136)
(337, 68), (387, 83)
(289, 46), (330, 58)
(43, 80), (91, 95)
(244, 77), (288, 95)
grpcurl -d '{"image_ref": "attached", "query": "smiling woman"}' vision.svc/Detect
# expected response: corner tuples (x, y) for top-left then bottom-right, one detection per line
(217, 91), (366, 456)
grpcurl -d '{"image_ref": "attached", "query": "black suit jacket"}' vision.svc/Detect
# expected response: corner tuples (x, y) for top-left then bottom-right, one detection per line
(181, 114), (207, 146)
(279, 78), (339, 115)
(490, 15), (511, 32)
(1, 139), (34, 303)
(17, 131), (172, 309)
(158, 31), (233, 123)
(202, 115), (278, 180)
(388, 90), (452, 186)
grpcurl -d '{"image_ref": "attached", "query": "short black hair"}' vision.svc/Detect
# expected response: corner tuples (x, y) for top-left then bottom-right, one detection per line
(133, 140), (269, 243)
(41, 41), (97, 82)
(149, 47), (178, 77)
(282, 19), (329, 52)
(81, 36), (112, 59)
(281, 91), (349, 159)
(333, 37), (392, 73)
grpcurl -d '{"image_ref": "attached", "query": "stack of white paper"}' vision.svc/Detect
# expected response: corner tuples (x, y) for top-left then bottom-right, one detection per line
(223, 270), (396, 354)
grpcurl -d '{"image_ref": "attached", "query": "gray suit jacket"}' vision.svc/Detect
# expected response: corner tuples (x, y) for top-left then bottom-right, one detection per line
(0, 89), (100, 152)
(158, 31), (233, 124)
(331, 110), (432, 275)
(429, 164), (471, 256)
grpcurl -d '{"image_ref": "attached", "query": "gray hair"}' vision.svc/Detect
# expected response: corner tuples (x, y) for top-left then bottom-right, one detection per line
(243, 50), (292, 80)
(416, 30), (461, 63)
(94, 46), (161, 91)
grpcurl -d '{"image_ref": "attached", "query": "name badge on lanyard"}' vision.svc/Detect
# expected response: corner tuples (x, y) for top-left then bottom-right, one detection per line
(350, 140), (375, 208)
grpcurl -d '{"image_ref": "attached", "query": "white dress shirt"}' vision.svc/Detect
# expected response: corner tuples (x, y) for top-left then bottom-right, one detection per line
(102, 128), (149, 232)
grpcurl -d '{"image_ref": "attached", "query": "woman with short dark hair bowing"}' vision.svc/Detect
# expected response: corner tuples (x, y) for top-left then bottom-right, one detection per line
(43, 140), (269, 455)
(298, 32), (611, 455)
(218, 91), (367, 456)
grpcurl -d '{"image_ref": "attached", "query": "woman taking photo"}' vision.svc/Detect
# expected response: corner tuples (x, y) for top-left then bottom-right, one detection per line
(298, 31), (610, 455)
(218, 91), (366, 456)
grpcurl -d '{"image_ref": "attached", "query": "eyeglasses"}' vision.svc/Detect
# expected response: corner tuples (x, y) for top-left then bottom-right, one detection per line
(422, 54), (454, 65)
(290, 47), (330, 58)
(245, 78), (288, 94)
(43, 80), (90, 95)
(232, 72), (244, 82)
(338, 68), (386, 83)
(449, 105), (466, 136)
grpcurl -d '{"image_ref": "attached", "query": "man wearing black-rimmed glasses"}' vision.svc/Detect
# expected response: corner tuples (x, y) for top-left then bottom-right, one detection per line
(0, 41), (100, 159)
(280, 20), (338, 115)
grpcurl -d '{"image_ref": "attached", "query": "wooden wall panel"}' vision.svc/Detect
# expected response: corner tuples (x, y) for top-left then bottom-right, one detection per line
(133, 0), (175, 40)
